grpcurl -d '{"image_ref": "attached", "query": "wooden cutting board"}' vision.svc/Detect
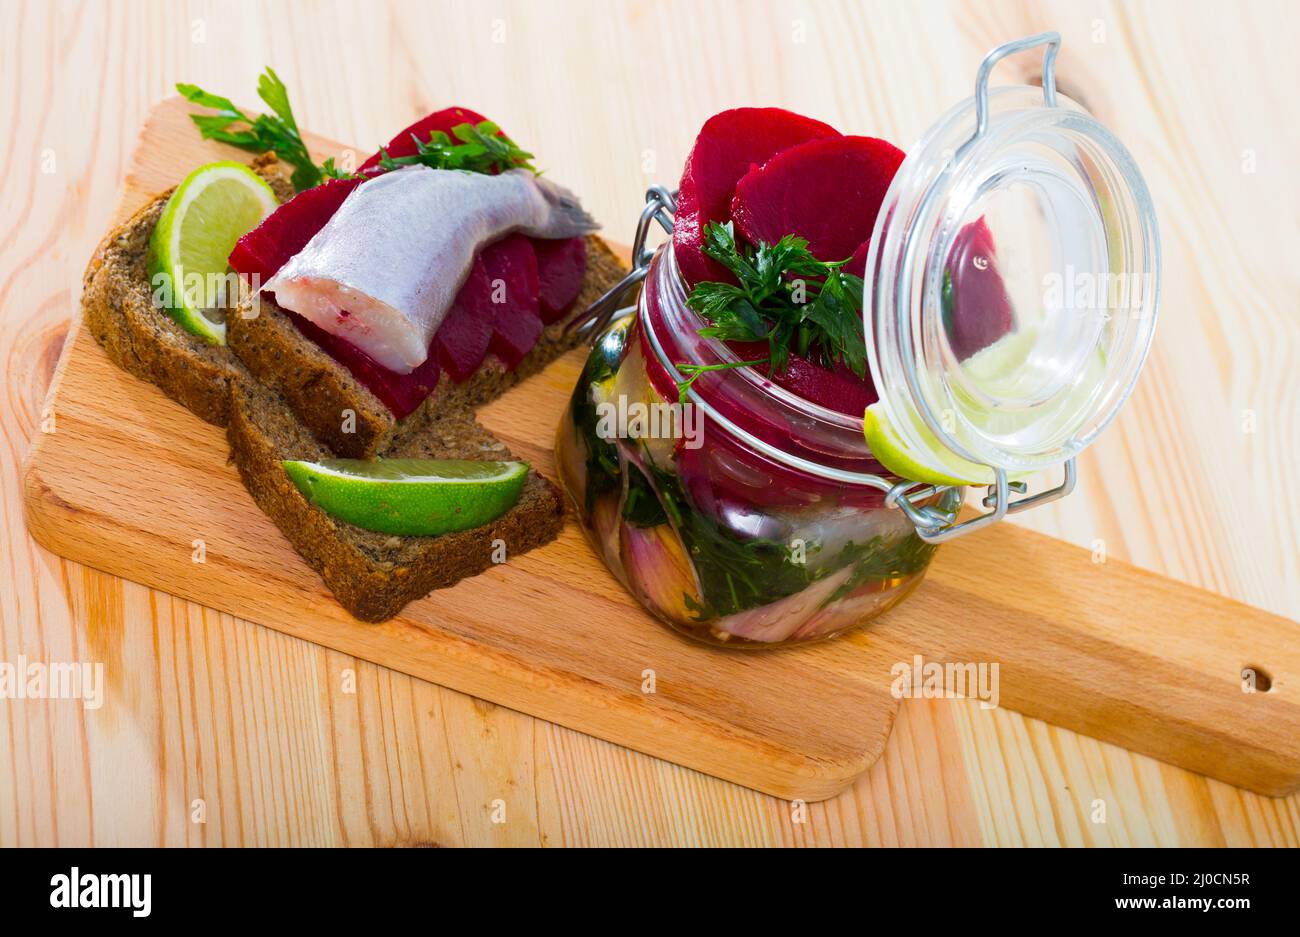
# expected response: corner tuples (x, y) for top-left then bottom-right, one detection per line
(21, 97), (1300, 800)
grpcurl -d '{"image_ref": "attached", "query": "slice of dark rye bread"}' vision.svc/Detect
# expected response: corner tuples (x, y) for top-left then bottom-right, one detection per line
(82, 152), (626, 621)
(227, 233), (624, 458)
(228, 377), (563, 622)
(81, 153), (296, 426)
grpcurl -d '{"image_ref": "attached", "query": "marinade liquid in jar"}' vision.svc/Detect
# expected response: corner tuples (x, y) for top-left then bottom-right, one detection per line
(556, 34), (1159, 648)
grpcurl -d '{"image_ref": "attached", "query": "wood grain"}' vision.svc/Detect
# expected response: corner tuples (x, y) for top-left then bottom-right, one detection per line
(25, 94), (1300, 799)
(3, 0), (1298, 845)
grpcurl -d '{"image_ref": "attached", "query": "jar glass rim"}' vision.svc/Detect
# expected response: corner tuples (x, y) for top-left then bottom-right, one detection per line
(643, 243), (900, 491)
(657, 242), (869, 432)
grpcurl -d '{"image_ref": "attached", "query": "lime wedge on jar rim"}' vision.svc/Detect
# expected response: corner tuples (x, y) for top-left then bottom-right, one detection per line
(863, 403), (994, 487)
(865, 331), (1015, 486)
(147, 161), (279, 344)
(282, 459), (530, 537)
(866, 327), (1106, 487)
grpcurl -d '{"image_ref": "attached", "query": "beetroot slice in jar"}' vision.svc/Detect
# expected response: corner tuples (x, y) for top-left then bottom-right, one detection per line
(673, 108), (839, 286)
(534, 236), (588, 323)
(358, 106), (493, 171)
(639, 274), (887, 513)
(638, 269), (794, 454)
(725, 340), (878, 417)
(673, 414), (889, 516)
(480, 234), (543, 370)
(944, 217), (1015, 359)
(844, 240), (870, 277)
(730, 135), (904, 263)
(639, 278), (873, 438)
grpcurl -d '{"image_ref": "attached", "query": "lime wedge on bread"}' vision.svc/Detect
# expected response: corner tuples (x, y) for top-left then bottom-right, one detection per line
(283, 458), (530, 536)
(148, 161), (279, 344)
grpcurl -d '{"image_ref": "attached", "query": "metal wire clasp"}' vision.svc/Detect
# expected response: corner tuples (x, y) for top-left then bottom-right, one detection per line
(955, 31), (1060, 161)
(566, 185), (676, 342)
(889, 460), (1077, 544)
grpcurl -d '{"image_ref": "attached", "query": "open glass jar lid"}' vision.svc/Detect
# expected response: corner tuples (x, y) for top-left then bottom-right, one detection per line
(864, 33), (1160, 536)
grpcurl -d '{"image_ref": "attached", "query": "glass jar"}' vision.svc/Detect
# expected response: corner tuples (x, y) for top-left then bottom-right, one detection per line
(557, 33), (1159, 647)
(557, 242), (961, 647)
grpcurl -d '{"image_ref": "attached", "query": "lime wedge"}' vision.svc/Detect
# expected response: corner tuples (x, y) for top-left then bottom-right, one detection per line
(866, 325), (1105, 486)
(282, 459), (530, 536)
(148, 161), (279, 344)
(864, 403), (994, 487)
(959, 327), (1041, 396)
(866, 327), (1028, 486)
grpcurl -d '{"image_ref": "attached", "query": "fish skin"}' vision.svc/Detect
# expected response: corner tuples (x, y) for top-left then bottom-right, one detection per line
(264, 166), (599, 373)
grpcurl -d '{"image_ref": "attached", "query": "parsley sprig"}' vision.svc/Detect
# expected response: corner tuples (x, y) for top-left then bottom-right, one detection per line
(373, 122), (535, 175)
(675, 359), (769, 404)
(179, 68), (535, 193)
(682, 221), (867, 396)
(178, 68), (330, 193)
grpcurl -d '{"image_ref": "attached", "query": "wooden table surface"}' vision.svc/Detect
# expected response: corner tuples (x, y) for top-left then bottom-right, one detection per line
(3, 0), (1298, 847)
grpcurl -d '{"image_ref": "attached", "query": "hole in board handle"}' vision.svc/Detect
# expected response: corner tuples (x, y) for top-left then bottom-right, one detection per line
(1242, 665), (1273, 693)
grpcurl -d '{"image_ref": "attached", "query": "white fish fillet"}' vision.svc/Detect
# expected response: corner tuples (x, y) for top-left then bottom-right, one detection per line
(264, 166), (599, 373)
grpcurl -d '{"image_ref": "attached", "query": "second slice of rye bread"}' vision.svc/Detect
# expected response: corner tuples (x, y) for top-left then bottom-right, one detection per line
(228, 235), (625, 458)
(228, 377), (564, 622)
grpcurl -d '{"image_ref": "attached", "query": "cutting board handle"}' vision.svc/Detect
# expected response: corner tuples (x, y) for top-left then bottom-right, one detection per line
(881, 523), (1300, 796)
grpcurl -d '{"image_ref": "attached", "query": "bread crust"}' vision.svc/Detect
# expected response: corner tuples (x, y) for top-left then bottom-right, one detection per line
(227, 378), (564, 622)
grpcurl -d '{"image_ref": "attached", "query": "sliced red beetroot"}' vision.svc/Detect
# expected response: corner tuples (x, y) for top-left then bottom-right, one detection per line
(434, 256), (494, 382)
(844, 240), (870, 278)
(490, 303), (543, 371)
(480, 234), (543, 370)
(672, 405), (889, 518)
(533, 236), (587, 323)
(944, 217), (1014, 359)
(726, 341), (878, 416)
(673, 108), (839, 286)
(730, 135), (904, 263)
(288, 314), (440, 418)
(229, 176), (363, 283)
(638, 272), (888, 513)
(358, 106), (492, 171)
